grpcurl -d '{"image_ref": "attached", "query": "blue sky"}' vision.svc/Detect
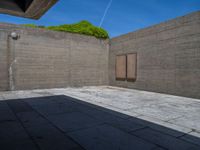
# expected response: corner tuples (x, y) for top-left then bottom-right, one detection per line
(0, 0), (200, 37)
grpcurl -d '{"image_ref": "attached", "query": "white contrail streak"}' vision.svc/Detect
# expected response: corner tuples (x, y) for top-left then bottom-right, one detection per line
(99, 0), (113, 27)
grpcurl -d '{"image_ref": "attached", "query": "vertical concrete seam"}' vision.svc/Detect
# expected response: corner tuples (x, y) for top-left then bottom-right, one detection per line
(6, 34), (10, 90)
(68, 35), (72, 87)
(7, 32), (17, 91)
(6, 34), (15, 91)
(108, 39), (111, 85)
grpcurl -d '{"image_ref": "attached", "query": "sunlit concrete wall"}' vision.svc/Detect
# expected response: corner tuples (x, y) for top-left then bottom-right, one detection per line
(0, 23), (109, 90)
(0, 11), (200, 99)
(109, 11), (200, 98)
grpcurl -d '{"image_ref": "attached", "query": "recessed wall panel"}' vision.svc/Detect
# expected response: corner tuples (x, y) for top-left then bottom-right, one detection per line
(116, 55), (126, 80)
(127, 53), (137, 81)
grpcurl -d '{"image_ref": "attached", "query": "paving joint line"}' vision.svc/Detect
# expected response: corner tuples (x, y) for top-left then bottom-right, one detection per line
(6, 101), (42, 150)
(24, 100), (88, 150)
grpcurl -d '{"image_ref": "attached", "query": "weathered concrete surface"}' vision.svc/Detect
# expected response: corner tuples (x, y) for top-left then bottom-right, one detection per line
(0, 11), (200, 99)
(109, 11), (200, 99)
(0, 0), (58, 19)
(0, 31), (9, 91)
(0, 23), (109, 90)
(0, 86), (200, 150)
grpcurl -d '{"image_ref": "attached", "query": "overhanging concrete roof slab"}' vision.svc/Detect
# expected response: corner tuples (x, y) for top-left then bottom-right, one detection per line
(0, 0), (58, 19)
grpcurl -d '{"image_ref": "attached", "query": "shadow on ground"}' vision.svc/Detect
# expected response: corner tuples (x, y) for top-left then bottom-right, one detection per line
(0, 95), (200, 150)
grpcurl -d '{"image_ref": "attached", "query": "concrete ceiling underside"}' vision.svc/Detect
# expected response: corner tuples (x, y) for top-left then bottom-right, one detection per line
(0, 0), (58, 19)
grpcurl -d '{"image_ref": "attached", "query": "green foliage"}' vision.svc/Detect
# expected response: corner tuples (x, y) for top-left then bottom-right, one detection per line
(23, 24), (38, 28)
(23, 21), (109, 39)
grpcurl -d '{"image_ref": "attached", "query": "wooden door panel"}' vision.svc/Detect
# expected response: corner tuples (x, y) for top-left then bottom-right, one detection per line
(116, 55), (126, 80)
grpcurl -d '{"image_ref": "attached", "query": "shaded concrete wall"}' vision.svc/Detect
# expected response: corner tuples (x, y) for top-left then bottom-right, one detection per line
(0, 30), (9, 91)
(0, 0), (58, 19)
(109, 11), (200, 98)
(0, 23), (109, 90)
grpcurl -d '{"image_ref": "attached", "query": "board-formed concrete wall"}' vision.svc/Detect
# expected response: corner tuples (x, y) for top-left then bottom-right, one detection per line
(0, 11), (200, 99)
(109, 11), (200, 98)
(0, 30), (9, 91)
(0, 23), (109, 90)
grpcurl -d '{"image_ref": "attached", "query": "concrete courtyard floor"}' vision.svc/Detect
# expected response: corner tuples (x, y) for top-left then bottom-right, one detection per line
(0, 86), (200, 150)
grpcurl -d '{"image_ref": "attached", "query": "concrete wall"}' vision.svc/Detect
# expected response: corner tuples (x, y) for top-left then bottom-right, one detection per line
(0, 23), (109, 90)
(0, 0), (58, 19)
(109, 11), (200, 98)
(0, 30), (9, 91)
(0, 11), (200, 99)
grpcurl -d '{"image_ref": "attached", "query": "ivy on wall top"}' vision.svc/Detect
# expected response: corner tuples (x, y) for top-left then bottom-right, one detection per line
(23, 21), (109, 39)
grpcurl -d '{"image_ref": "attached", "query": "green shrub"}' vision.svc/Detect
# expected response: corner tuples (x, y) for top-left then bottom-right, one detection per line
(23, 21), (109, 39)
(23, 24), (38, 28)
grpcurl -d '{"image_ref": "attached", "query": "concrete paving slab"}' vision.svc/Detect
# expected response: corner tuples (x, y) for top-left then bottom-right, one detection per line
(180, 131), (200, 146)
(0, 91), (41, 100)
(131, 128), (200, 150)
(66, 87), (165, 110)
(130, 104), (184, 121)
(30, 102), (77, 116)
(24, 96), (61, 106)
(0, 95), (4, 100)
(0, 102), (17, 122)
(7, 100), (33, 113)
(0, 121), (37, 150)
(188, 102), (200, 107)
(49, 86), (200, 136)
(132, 115), (192, 137)
(168, 114), (200, 132)
(73, 101), (129, 119)
(78, 106), (145, 132)
(1, 86), (200, 150)
(67, 96), (133, 119)
(154, 102), (200, 119)
(0, 139), (38, 150)
(47, 112), (103, 133)
(105, 117), (146, 132)
(7, 99), (84, 150)
(152, 147), (166, 150)
(25, 123), (84, 150)
(69, 124), (158, 150)
(16, 111), (48, 128)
